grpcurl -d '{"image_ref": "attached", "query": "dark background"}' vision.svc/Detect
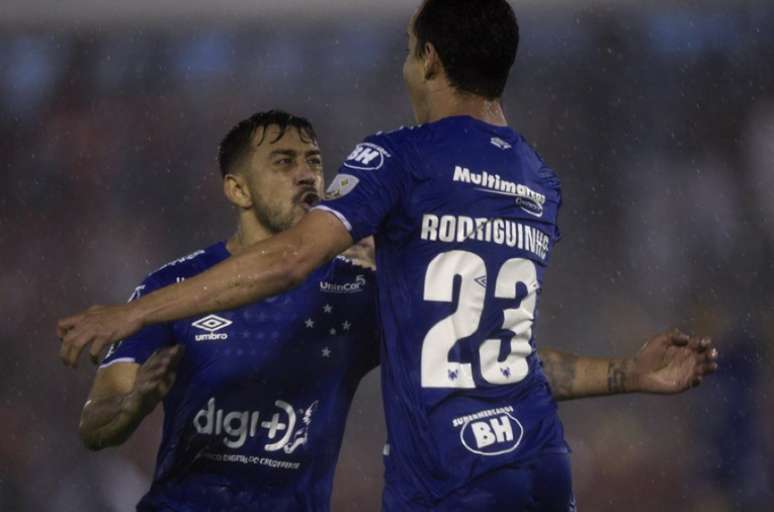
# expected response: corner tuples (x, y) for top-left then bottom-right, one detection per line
(1, 1), (772, 510)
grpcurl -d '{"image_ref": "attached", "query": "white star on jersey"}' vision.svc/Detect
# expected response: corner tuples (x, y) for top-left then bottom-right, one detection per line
(322, 347), (332, 358)
(305, 318), (314, 328)
(323, 304), (333, 313)
(342, 321), (351, 331)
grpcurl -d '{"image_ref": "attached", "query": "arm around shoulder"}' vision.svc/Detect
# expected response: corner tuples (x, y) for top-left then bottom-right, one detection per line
(59, 210), (353, 368)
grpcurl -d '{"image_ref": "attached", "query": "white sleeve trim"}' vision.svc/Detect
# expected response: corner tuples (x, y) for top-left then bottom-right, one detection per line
(98, 357), (138, 369)
(312, 205), (353, 232)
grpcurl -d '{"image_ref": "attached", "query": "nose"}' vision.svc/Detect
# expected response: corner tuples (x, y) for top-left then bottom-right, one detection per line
(295, 161), (318, 187)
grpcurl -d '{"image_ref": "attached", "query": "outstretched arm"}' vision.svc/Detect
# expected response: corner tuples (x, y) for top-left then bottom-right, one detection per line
(539, 330), (718, 401)
(59, 210), (352, 367)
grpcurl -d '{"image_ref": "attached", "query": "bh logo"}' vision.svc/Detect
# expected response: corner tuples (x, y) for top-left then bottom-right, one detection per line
(343, 143), (390, 171)
(460, 413), (524, 456)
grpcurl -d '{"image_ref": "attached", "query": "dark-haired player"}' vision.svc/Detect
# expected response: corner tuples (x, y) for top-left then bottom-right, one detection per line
(61, 2), (718, 510)
(77, 110), (380, 511)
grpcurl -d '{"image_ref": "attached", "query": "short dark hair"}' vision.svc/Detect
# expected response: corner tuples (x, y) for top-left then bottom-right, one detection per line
(413, 0), (519, 99)
(218, 110), (318, 177)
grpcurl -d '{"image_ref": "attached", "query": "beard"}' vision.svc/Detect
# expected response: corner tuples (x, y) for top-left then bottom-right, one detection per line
(252, 198), (298, 234)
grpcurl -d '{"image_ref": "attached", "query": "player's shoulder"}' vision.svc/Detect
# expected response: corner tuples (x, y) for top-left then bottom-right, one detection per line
(372, 123), (437, 149)
(498, 128), (561, 200)
(520, 139), (561, 197)
(341, 125), (425, 173)
(368, 123), (435, 152)
(143, 241), (228, 289)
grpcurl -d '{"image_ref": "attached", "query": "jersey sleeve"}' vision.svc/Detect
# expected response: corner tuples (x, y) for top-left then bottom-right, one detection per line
(314, 133), (412, 242)
(537, 164), (562, 243)
(99, 273), (175, 368)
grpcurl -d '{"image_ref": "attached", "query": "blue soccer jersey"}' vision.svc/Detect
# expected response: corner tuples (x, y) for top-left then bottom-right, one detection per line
(101, 241), (379, 512)
(316, 116), (569, 508)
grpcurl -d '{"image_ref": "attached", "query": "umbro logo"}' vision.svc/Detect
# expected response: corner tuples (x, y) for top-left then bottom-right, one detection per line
(192, 314), (232, 341)
(490, 137), (511, 150)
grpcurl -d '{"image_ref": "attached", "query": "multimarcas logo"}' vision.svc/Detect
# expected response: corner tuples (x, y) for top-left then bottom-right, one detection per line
(452, 165), (546, 218)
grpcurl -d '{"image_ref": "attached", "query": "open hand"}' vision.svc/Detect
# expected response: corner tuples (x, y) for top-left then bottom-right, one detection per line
(58, 304), (145, 368)
(632, 329), (719, 393)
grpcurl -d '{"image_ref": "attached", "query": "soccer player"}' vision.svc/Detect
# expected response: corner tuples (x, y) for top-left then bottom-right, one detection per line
(60, 2), (719, 510)
(77, 110), (381, 511)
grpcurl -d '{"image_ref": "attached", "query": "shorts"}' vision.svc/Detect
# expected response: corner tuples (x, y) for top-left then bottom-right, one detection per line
(383, 452), (576, 512)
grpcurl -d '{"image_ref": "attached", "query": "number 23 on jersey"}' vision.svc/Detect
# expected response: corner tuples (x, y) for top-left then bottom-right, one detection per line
(421, 251), (538, 389)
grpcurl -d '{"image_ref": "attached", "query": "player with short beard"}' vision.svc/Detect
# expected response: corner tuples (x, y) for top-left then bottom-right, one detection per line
(77, 110), (381, 511)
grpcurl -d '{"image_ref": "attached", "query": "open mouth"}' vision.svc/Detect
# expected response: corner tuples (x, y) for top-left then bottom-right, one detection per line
(299, 191), (321, 210)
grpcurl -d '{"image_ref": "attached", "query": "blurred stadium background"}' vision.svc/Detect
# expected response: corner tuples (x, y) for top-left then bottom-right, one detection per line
(1, 0), (772, 510)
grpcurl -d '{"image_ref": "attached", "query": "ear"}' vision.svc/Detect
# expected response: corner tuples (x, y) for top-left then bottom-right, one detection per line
(223, 173), (253, 209)
(422, 42), (443, 81)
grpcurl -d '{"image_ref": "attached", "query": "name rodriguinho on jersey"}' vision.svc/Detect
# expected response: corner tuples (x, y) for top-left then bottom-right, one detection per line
(421, 213), (550, 260)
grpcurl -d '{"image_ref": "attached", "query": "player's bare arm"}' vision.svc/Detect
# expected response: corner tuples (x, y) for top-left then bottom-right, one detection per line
(59, 210), (351, 367)
(539, 330), (719, 401)
(79, 345), (183, 449)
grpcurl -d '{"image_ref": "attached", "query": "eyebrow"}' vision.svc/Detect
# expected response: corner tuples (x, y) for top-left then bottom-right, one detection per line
(269, 149), (321, 158)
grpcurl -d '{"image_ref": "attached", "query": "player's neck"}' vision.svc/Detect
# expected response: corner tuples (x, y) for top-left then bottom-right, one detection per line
(424, 89), (508, 127)
(227, 217), (273, 255)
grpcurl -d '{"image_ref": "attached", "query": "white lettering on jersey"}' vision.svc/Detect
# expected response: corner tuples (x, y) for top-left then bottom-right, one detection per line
(343, 142), (391, 171)
(192, 314), (232, 341)
(194, 397), (318, 452)
(420, 213), (550, 260)
(452, 165), (546, 217)
(455, 407), (524, 456)
(319, 274), (367, 294)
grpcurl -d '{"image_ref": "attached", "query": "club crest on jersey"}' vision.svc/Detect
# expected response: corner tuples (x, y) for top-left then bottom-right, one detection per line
(343, 142), (391, 171)
(452, 406), (524, 456)
(325, 173), (360, 200)
(192, 314), (232, 341)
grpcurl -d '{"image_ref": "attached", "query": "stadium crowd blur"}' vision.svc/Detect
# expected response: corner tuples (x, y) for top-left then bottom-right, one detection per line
(1, 2), (772, 510)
